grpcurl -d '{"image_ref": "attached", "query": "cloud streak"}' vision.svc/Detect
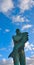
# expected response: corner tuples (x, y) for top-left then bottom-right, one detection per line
(21, 24), (32, 30)
(0, 48), (6, 51)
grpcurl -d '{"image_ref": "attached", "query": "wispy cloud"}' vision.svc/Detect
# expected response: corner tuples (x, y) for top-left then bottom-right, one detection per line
(0, 0), (14, 12)
(0, 56), (34, 65)
(5, 29), (10, 32)
(0, 48), (6, 51)
(0, 47), (12, 52)
(21, 24), (32, 30)
(0, 0), (34, 13)
(12, 15), (30, 23)
(0, 0), (34, 24)
(32, 28), (34, 33)
(12, 15), (24, 22)
(2, 58), (6, 63)
(25, 42), (34, 52)
(0, 58), (14, 65)
(26, 56), (34, 65)
(18, 0), (34, 13)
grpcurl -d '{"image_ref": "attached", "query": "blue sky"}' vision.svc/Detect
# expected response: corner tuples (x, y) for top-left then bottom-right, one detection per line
(0, 0), (34, 65)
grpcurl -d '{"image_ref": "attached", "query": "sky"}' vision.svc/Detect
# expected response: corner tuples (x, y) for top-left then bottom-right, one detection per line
(0, 0), (34, 65)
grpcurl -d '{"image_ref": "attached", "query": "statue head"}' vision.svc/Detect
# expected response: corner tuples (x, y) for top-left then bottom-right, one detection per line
(16, 29), (21, 35)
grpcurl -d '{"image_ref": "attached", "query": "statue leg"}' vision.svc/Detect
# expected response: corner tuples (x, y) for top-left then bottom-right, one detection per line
(19, 50), (26, 65)
(13, 50), (20, 65)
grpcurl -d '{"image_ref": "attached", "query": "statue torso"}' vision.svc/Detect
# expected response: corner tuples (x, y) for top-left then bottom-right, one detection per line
(13, 32), (28, 43)
(12, 32), (28, 50)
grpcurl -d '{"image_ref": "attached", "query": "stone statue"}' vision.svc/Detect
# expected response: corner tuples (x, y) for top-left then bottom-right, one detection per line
(8, 29), (28, 65)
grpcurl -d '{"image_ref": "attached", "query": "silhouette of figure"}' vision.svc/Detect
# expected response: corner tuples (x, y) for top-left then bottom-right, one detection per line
(8, 29), (28, 65)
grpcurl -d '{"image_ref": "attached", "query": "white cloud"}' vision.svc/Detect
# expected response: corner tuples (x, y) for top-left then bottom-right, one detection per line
(12, 15), (24, 22)
(5, 29), (10, 32)
(25, 42), (34, 51)
(21, 24), (32, 30)
(12, 15), (30, 23)
(26, 56), (34, 65)
(32, 48), (34, 50)
(2, 58), (6, 63)
(0, 0), (34, 13)
(0, 58), (14, 65)
(25, 42), (32, 51)
(0, 56), (34, 65)
(26, 57), (31, 60)
(0, 0), (14, 12)
(18, 0), (34, 13)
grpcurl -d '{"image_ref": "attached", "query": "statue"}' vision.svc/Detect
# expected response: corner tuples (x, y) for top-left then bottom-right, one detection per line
(8, 29), (28, 65)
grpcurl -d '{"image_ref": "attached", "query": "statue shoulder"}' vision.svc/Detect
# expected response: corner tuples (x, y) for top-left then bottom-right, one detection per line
(22, 32), (28, 35)
(22, 32), (28, 34)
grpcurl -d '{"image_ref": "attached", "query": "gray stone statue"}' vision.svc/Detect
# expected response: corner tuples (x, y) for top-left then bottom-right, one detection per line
(8, 29), (28, 65)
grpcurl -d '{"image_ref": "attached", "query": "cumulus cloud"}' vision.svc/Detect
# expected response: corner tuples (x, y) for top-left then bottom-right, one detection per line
(21, 24), (32, 30)
(0, 0), (14, 12)
(18, 0), (34, 13)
